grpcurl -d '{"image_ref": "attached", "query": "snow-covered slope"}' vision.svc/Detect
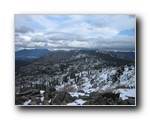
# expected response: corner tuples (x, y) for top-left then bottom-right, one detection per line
(56, 65), (135, 102)
(15, 50), (135, 105)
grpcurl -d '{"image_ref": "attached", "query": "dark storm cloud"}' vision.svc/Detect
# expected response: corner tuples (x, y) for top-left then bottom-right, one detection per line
(15, 26), (34, 33)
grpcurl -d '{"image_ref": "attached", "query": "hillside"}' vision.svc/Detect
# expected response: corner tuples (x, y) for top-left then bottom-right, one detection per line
(15, 49), (50, 58)
(113, 51), (135, 59)
(15, 49), (50, 69)
(15, 50), (135, 106)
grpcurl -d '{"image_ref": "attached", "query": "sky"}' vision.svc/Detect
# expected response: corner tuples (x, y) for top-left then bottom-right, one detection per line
(15, 15), (135, 51)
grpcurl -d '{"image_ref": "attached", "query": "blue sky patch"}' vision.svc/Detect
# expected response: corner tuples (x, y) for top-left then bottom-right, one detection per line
(118, 28), (135, 36)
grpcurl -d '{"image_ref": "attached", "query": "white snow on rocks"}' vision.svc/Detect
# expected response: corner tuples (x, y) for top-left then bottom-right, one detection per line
(40, 97), (44, 102)
(40, 90), (45, 94)
(68, 65), (135, 102)
(69, 92), (89, 97)
(23, 99), (31, 105)
(113, 88), (135, 100)
(67, 99), (86, 105)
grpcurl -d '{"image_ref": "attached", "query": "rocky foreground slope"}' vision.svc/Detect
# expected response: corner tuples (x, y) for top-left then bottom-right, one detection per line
(15, 50), (135, 105)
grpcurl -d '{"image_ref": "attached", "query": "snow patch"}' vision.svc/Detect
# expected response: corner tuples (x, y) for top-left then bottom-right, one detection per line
(67, 99), (86, 105)
(40, 97), (44, 102)
(69, 92), (79, 97)
(48, 99), (51, 103)
(67, 102), (78, 106)
(69, 92), (88, 98)
(23, 99), (31, 105)
(40, 90), (45, 94)
(74, 99), (86, 105)
(113, 89), (135, 100)
(100, 73), (107, 80)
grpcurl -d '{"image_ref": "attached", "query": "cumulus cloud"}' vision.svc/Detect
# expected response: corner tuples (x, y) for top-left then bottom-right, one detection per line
(15, 15), (135, 51)
(31, 35), (46, 42)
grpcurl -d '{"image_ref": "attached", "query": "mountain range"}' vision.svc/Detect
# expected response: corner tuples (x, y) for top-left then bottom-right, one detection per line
(15, 49), (135, 106)
(15, 49), (50, 69)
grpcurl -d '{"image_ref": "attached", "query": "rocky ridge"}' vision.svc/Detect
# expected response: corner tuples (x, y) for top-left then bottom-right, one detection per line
(15, 50), (135, 105)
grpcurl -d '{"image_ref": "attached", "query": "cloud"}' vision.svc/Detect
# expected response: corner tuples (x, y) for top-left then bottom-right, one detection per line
(31, 35), (46, 42)
(46, 32), (79, 41)
(15, 15), (135, 51)
(20, 36), (31, 42)
(15, 33), (19, 37)
(15, 26), (34, 33)
(67, 40), (90, 48)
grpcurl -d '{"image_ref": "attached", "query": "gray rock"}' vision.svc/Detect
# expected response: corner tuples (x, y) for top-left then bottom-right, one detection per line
(20, 96), (28, 102)
(63, 92), (74, 103)
(42, 100), (49, 105)
(18, 89), (32, 96)
(113, 101), (118, 105)
(33, 98), (41, 105)
(127, 99), (135, 105)
(29, 96), (35, 101)
(31, 89), (40, 95)
(118, 100), (128, 105)
(44, 92), (49, 100)
(29, 101), (37, 105)
(45, 91), (56, 100)
(106, 98), (114, 105)
(95, 97), (106, 105)
(102, 92), (120, 100)
(51, 91), (73, 105)
(46, 86), (56, 93)
(72, 96), (78, 101)
(79, 95), (91, 100)
(83, 101), (91, 105)
(90, 92), (101, 98)
(33, 94), (41, 97)
(92, 84), (98, 88)
(77, 90), (85, 93)
(44, 86), (56, 100)
(83, 96), (106, 105)
(90, 99), (100, 105)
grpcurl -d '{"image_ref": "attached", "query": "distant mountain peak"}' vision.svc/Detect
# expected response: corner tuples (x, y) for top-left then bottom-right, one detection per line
(15, 49), (50, 57)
